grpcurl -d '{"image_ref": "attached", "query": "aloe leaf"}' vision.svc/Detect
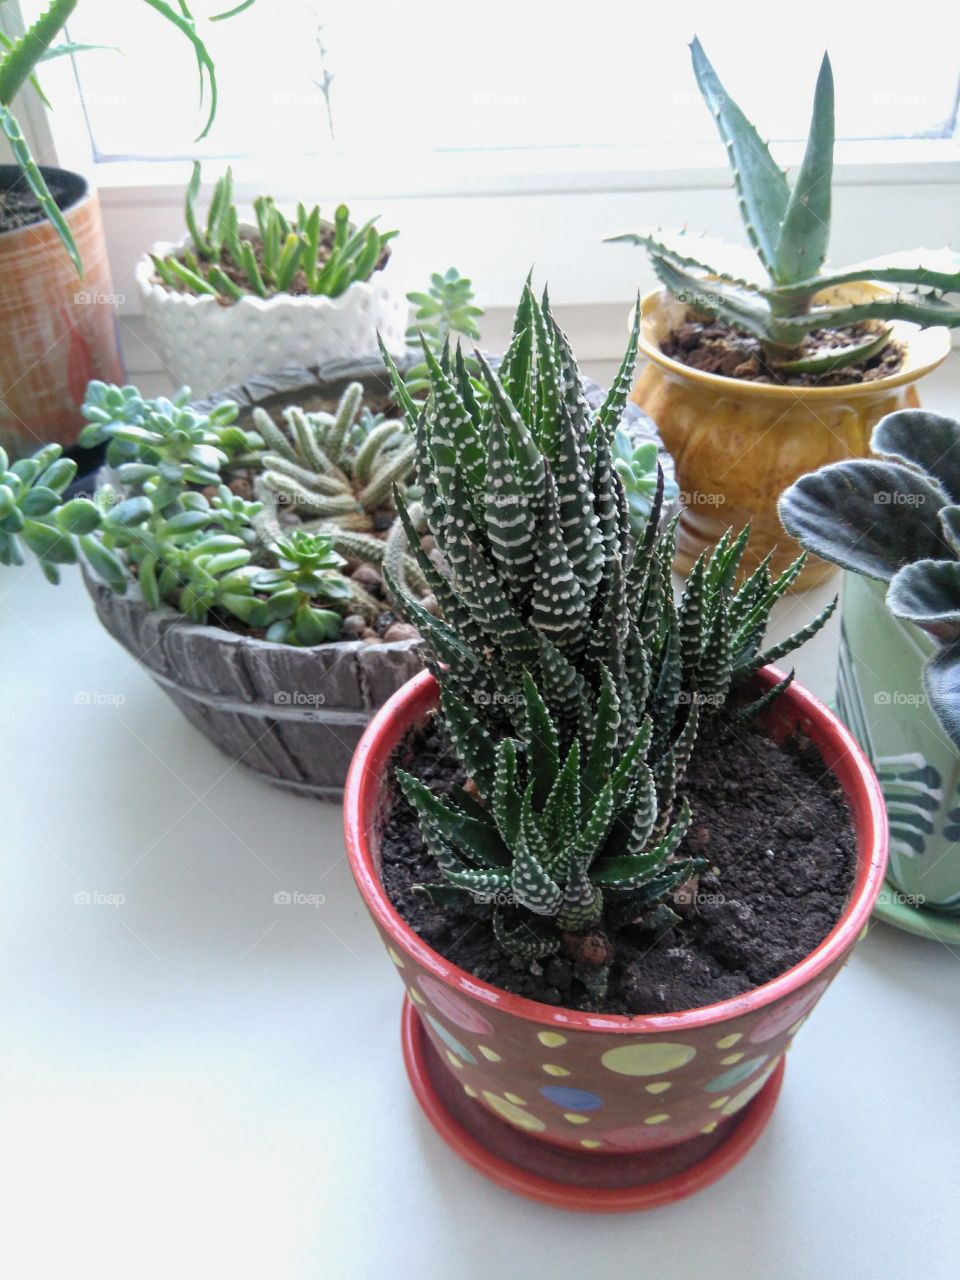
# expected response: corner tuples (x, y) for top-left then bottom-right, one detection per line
(769, 248), (960, 300)
(689, 36), (789, 280)
(774, 53), (834, 285)
(768, 324), (890, 375)
(771, 292), (960, 343)
(141, 0), (220, 140)
(0, 106), (81, 274)
(0, 0), (76, 106)
(649, 254), (772, 341)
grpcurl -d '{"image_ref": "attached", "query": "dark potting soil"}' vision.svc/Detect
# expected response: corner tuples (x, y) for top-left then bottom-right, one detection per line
(661, 315), (904, 387)
(379, 711), (857, 1015)
(0, 170), (82, 233)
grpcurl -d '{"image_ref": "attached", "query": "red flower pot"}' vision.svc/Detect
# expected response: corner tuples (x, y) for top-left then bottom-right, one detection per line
(344, 667), (887, 1211)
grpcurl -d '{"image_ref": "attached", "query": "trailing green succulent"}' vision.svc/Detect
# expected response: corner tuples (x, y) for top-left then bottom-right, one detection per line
(0, 0), (252, 273)
(611, 430), (680, 540)
(780, 408), (960, 748)
(151, 163), (396, 301)
(404, 269), (484, 396)
(608, 38), (960, 375)
(382, 287), (833, 971)
(2, 380), (364, 644)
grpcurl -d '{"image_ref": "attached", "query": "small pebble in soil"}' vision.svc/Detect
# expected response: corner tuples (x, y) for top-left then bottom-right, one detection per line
(341, 614), (367, 639)
(383, 622), (419, 643)
(351, 565), (383, 596)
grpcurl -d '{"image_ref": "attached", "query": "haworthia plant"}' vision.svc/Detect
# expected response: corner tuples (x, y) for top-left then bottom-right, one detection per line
(151, 163), (397, 301)
(0, 0), (253, 274)
(383, 285), (834, 971)
(780, 408), (960, 749)
(608, 39), (960, 374)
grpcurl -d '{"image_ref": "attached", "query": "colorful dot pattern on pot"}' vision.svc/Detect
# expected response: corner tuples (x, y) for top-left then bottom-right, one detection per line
(381, 941), (844, 1153)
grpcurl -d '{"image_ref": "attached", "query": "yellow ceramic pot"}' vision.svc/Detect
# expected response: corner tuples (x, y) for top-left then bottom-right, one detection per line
(631, 287), (951, 590)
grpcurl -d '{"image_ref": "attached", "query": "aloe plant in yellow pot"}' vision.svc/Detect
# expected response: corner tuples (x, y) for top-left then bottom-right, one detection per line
(609, 39), (957, 590)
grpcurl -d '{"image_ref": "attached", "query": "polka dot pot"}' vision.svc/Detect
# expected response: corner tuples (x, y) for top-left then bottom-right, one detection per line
(136, 228), (408, 396)
(345, 668), (888, 1206)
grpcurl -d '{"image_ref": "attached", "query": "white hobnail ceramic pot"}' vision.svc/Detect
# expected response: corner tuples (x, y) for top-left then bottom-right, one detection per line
(136, 227), (408, 395)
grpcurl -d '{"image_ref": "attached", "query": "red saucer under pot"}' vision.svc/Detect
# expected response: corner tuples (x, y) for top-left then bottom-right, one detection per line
(343, 666), (887, 1212)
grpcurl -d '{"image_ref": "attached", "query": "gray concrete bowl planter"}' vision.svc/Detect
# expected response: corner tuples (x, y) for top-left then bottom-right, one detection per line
(81, 356), (675, 799)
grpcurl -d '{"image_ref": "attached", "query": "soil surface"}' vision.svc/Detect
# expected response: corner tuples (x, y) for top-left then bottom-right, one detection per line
(661, 314), (905, 387)
(0, 170), (82, 234)
(379, 710), (857, 1015)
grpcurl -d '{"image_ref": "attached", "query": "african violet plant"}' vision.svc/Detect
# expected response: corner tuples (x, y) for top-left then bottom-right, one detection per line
(380, 287), (833, 972)
(150, 163), (396, 301)
(780, 408), (960, 748)
(0, 0), (252, 273)
(608, 39), (960, 375)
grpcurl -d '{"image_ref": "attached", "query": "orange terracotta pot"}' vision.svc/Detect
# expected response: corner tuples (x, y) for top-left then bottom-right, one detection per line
(0, 167), (124, 460)
(631, 288), (951, 590)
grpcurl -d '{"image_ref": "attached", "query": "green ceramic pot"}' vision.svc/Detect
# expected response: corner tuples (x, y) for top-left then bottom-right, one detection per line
(837, 572), (960, 941)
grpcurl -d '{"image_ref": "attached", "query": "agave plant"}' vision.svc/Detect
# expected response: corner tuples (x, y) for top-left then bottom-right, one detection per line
(780, 408), (960, 747)
(608, 39), (960, 375)
(381, 287), (833, 970)
(0, 0), (253, 273)
(150, 163), (396, 301)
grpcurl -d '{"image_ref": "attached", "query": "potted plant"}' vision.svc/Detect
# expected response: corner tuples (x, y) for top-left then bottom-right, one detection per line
(137, 165), (408, 396)
(0, 0), (250, 458)
(781, 409), (960, 942)
(343, 286), (887, 1210)
(608, 38), (957, 589)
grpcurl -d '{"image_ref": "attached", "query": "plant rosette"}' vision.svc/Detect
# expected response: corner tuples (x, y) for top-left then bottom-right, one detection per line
(838, 573), (960, 941)
(137, 228), (409, 397)
(344, 666), (887, 1211)
(631, 286), (950, 591)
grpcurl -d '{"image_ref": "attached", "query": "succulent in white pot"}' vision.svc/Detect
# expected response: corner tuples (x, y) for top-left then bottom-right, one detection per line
(136, 166), (408, 396)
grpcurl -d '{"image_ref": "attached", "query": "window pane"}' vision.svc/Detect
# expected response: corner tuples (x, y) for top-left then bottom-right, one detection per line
(42, 0), (960, 161)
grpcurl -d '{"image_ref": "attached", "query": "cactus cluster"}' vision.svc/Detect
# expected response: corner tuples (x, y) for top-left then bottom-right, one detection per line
(609, 39), (960, 375)
(383, 287), (833, 969)
(151, 164), (396, 301)
(781, 408), (960, 748)
(251, 382), (427, 600)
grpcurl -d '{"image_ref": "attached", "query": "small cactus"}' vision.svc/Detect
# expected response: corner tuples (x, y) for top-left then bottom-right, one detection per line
(253, 383), (427, 600)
